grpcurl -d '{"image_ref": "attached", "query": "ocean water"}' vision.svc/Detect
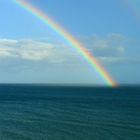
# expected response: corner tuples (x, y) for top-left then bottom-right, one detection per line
(0, 85), (139, 140)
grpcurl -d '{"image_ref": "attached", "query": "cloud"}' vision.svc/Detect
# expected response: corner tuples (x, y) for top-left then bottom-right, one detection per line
(81, 33), (127, 57)
(0, 33), (139, 66)
(79, 33), (140, 64)
(0, 38), (17, 46)
(107, 33), (126, 41)
(0, 38), (77, 62)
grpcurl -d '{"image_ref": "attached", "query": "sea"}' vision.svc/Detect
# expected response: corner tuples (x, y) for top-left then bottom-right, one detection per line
(0, 84), (139, 140)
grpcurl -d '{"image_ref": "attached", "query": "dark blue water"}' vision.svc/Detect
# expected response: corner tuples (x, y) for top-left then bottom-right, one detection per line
(0, 84), (139, 140)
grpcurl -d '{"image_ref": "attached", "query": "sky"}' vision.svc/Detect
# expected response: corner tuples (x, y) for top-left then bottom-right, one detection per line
(0, 0), (140, 85)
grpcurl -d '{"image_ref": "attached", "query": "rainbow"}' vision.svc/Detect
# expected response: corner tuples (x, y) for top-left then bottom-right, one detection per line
(14, 0), (116, 86)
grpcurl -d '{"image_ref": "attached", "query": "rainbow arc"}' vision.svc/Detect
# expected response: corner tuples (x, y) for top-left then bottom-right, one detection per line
(14, 0), (116, 87)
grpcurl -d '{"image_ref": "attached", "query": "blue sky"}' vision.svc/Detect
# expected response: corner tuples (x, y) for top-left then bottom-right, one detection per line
(0, 0), (140, 85)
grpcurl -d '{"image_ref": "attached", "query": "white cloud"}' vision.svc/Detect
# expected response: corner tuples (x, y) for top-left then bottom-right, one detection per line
(98, 56), (125, 64)
(0, 48), (14, 58)
(80, 34), (127, 59)
(79, 33), (140, 64)
(0, 38), (17, 46)
(83, 34), (127, 57)
(107, 33), (126, 41)
(0, 38), (77, 62)
(0, 33), (139, 65)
